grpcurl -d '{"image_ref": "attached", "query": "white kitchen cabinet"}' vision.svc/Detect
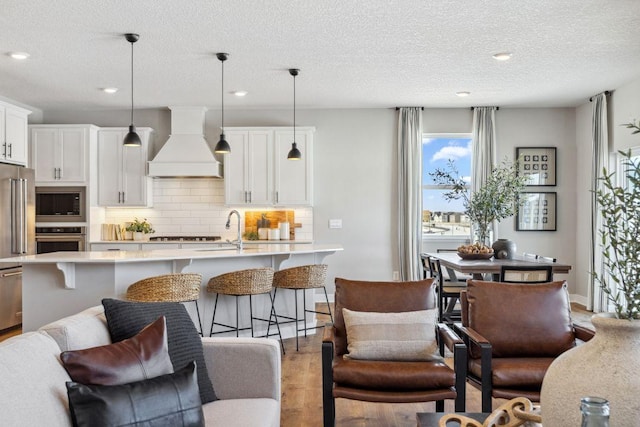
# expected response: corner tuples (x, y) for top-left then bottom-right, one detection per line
(223, 127), (314, 206)
(97, 127), (153, 207)
(0, 101), (31, 166)
(30, 125), (97, 184)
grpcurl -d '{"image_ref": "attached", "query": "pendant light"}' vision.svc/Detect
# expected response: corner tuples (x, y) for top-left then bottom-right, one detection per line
(287, 68), (302, 160)
(214, 53), (231, 154)
(123, 33), (142, 147)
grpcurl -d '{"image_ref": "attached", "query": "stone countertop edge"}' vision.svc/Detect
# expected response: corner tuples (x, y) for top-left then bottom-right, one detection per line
(1, 243), (343, 264)
(89, 240), (314, 244)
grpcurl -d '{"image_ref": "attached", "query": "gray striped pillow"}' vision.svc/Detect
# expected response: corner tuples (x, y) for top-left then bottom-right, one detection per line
(342, 308), (440, 361)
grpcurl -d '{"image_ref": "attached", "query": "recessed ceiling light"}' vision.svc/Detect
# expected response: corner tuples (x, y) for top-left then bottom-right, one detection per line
(492, 52), (513, 61)
(102, 87), (118, 94)
(456, 91), (471, 97)
(9, 52), (30, 60)
(233, 91), (248, 97)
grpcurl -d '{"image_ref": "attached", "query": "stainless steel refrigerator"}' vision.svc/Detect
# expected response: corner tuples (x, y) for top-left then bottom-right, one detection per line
(0, 163), (35, 331)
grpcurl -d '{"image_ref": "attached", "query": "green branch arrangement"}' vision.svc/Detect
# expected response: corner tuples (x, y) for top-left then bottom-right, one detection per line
(430, 158), (527, 245)
(594, 146), (640, 319)
(125, 218), (155, 234)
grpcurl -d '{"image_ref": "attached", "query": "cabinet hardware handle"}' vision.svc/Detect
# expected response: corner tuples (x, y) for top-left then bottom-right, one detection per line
(276, 191), (279, 204)
(249, 191), (252, 203)
(122, 192), (125, 203)
(2, 142), (6, 157)
(1, 271), (22, 278)
(7, 143), (12, 158)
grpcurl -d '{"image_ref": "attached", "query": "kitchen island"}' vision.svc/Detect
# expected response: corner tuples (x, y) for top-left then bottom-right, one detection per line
(2, 243), (342, 334)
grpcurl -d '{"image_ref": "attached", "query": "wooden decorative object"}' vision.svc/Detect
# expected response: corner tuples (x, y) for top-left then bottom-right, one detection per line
(438, 397), (542, 427)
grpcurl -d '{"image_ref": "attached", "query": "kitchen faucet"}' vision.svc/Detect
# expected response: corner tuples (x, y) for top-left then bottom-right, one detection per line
(225, 210), (243, 251)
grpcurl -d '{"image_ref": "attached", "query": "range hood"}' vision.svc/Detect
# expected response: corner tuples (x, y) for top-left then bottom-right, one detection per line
(148, 106), (222, 178)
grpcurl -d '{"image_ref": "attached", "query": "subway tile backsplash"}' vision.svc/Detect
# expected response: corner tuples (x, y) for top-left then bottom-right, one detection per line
(101, 178), (313, 241)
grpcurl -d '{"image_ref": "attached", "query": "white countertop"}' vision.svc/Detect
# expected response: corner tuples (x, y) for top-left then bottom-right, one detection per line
(3, 243), (342, 264)
(90, 239), (313, 245)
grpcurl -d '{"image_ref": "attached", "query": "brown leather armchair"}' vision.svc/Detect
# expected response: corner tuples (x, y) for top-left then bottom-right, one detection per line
(322, 277), (467, 427)
(455, 279), (595, 413)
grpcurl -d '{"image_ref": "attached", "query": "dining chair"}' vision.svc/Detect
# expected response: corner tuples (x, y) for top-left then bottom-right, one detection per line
(436, 248), (471, 281)
(428, 257), (467, 324)
(499, 265), (553, 283)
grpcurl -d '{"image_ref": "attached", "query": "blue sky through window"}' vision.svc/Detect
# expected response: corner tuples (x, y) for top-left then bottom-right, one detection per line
(422, 136), (472, 213)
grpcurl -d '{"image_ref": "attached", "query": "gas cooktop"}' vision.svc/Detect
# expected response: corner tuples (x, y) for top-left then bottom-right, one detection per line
(148, 236), (222, 242)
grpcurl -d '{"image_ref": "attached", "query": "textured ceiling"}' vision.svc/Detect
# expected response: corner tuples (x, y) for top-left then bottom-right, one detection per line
(1, 0), (640, 112)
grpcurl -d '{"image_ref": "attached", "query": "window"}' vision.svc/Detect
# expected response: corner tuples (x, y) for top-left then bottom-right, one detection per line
(422, 134), (472, 237)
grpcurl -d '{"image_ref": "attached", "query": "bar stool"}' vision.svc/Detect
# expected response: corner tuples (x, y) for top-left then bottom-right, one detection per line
(272, 264), (332, 351)
(125, 273), (204, 335)
(207, 267), (284, 352)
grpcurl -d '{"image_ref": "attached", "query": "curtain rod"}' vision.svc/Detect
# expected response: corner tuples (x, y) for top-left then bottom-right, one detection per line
(470, 106), (500, 111)
(589, 90), (611, 102)
(395, 107), (424, 110)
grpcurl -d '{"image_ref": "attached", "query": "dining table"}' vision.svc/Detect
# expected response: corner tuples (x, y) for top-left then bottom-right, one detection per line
(424, 252), (571, 281)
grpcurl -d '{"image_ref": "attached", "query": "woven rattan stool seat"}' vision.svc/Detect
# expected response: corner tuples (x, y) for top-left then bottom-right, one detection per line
(273, 264), (328, 289)
(271, 264), (332, 351)
(126, 273), (202, 302)
(125, 273), (204, 335)
(207, 268), (274, 296)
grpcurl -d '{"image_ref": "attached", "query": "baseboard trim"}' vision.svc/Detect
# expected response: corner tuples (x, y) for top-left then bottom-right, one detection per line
(315, 293), (334, 304)
(570, 294), (588, 307)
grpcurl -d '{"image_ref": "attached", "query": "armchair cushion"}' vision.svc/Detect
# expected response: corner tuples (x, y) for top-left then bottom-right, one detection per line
(465, 280), (575, 358)
(342, 308), (439, 361)
(332, 358), (455, 390)
(469, 357), (554, 388)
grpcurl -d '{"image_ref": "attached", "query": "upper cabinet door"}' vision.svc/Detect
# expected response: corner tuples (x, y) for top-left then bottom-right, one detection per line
(274, 129), (313, 206)
(121, 129), (150, 206)
(31, 128), (59, 182)
(58, 128), (87, 182)
(246, 130), (273, 205)
(97, 130), (124, 206)
(3, 106), (30, 166)
(224, 131), (250, 205)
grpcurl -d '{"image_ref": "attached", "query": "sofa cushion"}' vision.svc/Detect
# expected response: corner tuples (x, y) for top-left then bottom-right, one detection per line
(39, 305), (111, 352)
(102, 298), (217, 404)
(202, 398), (280, 427)
(465, 280), (575, 358)
(67, 361), (203, 427)
(469, 356), (555, 388)
(61, 316), (173, 386)
(342, 308), (439, 361)
(0, 332), (73, 427)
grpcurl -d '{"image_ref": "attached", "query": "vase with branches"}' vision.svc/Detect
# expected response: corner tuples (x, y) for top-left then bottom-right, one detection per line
(430, 158), (527, 246)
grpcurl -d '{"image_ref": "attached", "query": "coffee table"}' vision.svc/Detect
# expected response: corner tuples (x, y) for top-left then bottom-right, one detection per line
(416, 412), (490, 427)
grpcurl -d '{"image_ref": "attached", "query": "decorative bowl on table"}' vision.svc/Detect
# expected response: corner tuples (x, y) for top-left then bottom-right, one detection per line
(457, 251), (494, 260)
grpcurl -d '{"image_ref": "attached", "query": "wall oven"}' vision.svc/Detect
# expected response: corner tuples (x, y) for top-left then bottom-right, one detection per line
(35, 227), (86, 254)
(35, 186), (86, 223)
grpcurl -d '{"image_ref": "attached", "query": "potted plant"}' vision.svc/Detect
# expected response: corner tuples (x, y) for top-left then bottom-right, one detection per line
(125, 218), (155, 241)
(430, 158), (527, 248)
(541, 121), (640, 426)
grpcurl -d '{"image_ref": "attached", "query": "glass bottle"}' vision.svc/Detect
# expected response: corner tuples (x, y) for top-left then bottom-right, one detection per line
(580, 397), (610, 427)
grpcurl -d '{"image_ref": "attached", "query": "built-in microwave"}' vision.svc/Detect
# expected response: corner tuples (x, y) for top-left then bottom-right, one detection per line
(35, 186), (86, 223)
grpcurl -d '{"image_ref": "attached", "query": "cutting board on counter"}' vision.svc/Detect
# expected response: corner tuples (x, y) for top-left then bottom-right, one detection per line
(244, 210), (301, 239)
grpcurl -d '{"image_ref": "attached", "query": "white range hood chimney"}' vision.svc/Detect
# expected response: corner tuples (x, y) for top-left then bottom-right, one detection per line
(148, 106), (222, 178)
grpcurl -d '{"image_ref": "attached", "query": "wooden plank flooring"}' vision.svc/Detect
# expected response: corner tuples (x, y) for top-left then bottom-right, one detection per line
(0, 303), (594, 426)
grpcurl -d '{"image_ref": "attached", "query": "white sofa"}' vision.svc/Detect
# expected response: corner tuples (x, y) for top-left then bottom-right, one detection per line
(0, 306), (281, 427)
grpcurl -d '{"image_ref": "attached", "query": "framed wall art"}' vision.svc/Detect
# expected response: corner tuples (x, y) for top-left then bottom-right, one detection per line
(516, 192), (557, 231)
(516, 147), (557, 186)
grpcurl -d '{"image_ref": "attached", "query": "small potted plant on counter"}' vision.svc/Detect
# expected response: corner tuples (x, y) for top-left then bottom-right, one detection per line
(125, 218), (155, 241)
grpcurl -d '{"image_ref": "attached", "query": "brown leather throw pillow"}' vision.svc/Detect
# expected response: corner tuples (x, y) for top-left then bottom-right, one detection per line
(60, 316), (173, 386)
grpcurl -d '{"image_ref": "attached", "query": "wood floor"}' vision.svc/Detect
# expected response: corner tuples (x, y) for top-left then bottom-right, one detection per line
(0, 303), (594, 427)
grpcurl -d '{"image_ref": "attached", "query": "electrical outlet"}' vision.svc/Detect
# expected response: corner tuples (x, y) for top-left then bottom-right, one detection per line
(329, 219), (342, 229)
(392, 271), (400, 281)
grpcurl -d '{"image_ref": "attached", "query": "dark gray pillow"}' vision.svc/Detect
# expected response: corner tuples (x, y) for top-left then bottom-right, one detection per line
(67, 361), (204, 427)
(101, 298), (216, 403)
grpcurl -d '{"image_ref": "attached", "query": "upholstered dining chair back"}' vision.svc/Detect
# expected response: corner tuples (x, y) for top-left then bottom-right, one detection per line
(332, 277), (437, 357)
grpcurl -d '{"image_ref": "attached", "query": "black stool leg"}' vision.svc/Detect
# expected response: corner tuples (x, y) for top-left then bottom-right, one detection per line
(249, 295), (255, 337)
(294, 289), (300, 351)
(323, 286), (333, 323)
(303, 290), (308, 338)
(268, 291), (286, 355)
(193, 300), (203, 336)
(209, 294), (220, 337)
(235, 295), (239, 337)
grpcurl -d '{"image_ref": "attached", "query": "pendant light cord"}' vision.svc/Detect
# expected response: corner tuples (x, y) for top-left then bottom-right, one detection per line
(293, 71), (296, 141)
(130, 39), (134, 126)
(221, 58), (224, 133)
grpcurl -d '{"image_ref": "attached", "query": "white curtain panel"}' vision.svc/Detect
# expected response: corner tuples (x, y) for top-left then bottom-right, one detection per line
(471, 107), (498, 241)
(397, 107), (423, 281)
(589, 92), (609, 312)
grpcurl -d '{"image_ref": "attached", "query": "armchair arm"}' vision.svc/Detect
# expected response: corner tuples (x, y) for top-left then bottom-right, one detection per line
(201, 337), (281, 401)
(322, 323), (336, 427)
(454, 323), (493, 413)
(574, 323), (595, 343)
(437, 323), (467, 412)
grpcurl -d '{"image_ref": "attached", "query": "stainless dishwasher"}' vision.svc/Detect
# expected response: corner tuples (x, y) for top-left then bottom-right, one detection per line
(0, 267), (22, 330)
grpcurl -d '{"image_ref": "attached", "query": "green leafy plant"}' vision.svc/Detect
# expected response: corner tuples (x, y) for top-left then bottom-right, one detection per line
(594, 144), (640, 319)
(125, 218), (155, 234)
(430, 158), (527, 245)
